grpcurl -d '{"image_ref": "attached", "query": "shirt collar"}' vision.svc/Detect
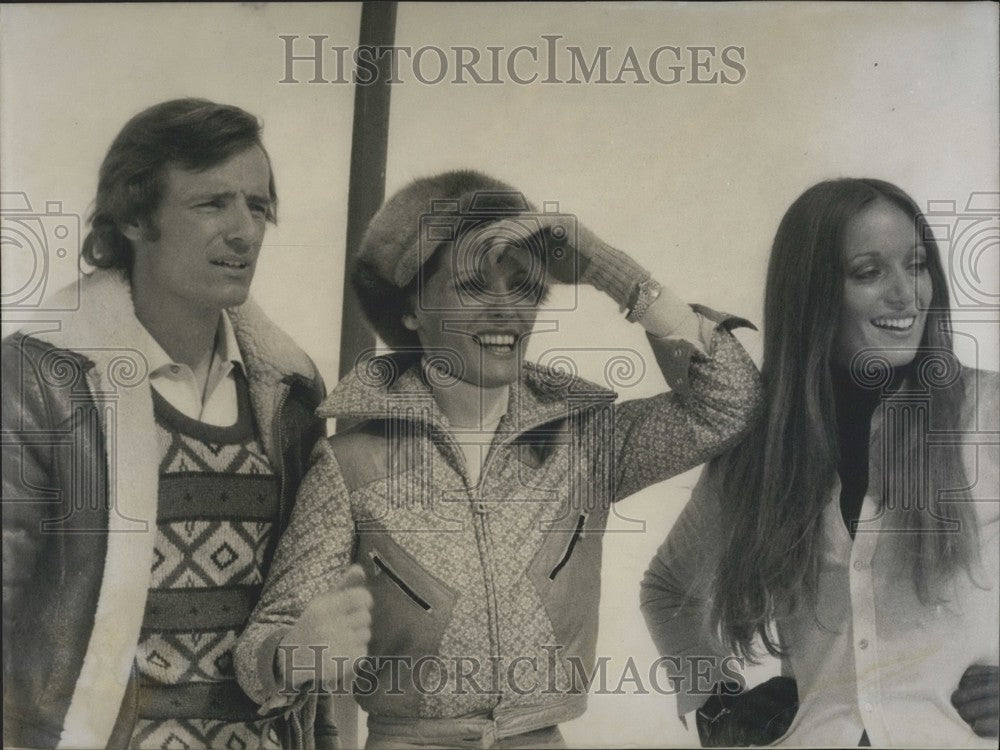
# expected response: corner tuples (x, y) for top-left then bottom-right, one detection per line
(317, 352), (615, 435)
(143, 310), (245, 378)
(217, 309), (245, 373)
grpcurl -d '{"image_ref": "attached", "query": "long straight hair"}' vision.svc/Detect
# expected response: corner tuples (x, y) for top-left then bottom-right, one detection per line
(710, 178), (978, 660)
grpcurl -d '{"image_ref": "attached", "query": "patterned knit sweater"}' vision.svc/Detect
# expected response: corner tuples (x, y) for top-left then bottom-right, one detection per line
(130, 371), (281, 750)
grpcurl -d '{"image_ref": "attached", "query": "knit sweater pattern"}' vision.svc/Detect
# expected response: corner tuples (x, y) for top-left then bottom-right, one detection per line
(130, 374), (281, 750)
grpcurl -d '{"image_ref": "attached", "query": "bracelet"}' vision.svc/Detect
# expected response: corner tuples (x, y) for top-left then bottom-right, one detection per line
(625, 277), (662, 323)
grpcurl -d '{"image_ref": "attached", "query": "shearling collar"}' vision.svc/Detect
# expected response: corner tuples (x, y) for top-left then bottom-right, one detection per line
(23, 268), (317, 467)
(318, 351), (615, 437)
(24, 268), (315, 382)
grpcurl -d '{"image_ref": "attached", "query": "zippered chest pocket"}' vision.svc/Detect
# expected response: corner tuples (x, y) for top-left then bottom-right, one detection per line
(368, 551), (433, 611)
(526, 509), (605, 673)
(548, 512), (587, 580)
(355, 529), (457, 657)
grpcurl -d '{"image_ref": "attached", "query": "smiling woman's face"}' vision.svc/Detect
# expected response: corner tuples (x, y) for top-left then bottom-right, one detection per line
(834, 199), (933, 370)
(404, 236), (544, 389)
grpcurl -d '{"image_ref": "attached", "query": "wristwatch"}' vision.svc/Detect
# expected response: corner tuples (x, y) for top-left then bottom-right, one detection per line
(625, 276), (662, 323)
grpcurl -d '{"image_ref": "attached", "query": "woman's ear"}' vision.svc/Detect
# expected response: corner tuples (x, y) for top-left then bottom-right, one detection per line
(402, 313), (419, 331)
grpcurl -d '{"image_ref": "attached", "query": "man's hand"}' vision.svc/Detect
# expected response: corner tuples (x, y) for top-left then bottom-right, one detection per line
(696, 677), (799, 747)
(278, 564), (373, 692)
(952, 664), (999, 738)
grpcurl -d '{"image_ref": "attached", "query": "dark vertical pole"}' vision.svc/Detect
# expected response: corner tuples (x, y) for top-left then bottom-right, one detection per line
(338, 0), (398, 380)
(329, 6), (398, 744)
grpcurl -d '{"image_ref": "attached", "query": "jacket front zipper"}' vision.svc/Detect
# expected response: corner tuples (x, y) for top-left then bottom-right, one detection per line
(436, 426), (506, 704)
(468, 433), (505, 705)
(290, 707), (304, 749)
(272, 381), (291, 529)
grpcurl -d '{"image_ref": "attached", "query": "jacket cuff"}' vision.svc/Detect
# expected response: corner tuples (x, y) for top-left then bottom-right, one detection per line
(255, 626), (295, 714)
(690, 304), (757, 337)
(647, 305), (757, 397)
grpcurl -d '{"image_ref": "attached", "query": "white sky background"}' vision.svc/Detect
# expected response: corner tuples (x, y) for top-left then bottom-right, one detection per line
(1, 2), (998, 747)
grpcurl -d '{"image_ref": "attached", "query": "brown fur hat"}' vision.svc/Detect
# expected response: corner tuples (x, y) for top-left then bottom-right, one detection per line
(357, 169), (536, 288)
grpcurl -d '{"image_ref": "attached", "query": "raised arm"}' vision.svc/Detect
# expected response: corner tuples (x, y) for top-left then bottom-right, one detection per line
(611, 309), (761, 501)
(533, 212), (762, 502)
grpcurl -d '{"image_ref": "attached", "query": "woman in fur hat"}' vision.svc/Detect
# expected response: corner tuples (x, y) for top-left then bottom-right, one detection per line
(235, 170), (763, 748)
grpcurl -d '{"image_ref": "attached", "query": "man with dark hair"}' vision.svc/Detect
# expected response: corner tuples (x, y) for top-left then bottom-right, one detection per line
(2, 98), (365, 749)
(80, 98), (279, 275)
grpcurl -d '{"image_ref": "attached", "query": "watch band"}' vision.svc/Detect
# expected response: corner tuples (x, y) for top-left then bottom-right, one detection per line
(625, 277), (662, 323)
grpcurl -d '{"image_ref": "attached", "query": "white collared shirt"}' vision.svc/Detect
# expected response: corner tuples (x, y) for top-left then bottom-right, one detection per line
(142, 311), (244, 427)
(641, 371), (999, 748)
(772, 483), (999, 747)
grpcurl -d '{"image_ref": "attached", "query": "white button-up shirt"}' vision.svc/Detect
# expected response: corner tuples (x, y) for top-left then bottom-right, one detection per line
(142, 311), (244, 426)
(641, 368), (999, 748)
(772, 481), (999, 747)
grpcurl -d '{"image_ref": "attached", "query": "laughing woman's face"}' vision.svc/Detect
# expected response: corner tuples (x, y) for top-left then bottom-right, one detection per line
(404, 235), (546, 389)
(834, 199), (933, 370)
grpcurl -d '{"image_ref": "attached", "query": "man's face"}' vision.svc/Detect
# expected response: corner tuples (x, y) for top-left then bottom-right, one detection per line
(127, 145), (272, 314)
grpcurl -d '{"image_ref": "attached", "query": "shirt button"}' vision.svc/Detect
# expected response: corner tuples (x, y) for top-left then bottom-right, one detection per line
(476, 502), (487, 513)
(853, 560), (864, 571)
(859, 638), (869, 650)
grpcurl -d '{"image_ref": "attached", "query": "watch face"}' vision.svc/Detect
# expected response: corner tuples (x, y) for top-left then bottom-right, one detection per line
(627, 278), (663, 323)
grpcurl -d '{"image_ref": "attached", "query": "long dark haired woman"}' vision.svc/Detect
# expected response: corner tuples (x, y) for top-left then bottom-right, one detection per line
(641, 178), (998, 747)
